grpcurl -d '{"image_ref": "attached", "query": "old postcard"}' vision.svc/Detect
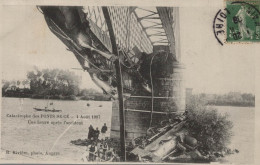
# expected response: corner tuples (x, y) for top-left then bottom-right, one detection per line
(0, 0), (259, 164)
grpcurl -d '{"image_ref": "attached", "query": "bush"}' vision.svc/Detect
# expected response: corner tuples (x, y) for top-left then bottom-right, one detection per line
(63, 95), (77, 100)
(185, 96), (233, 153)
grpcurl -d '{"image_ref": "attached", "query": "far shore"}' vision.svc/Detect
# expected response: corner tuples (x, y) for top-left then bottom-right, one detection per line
(2, 96), (255, 107)
(1, 95), (111, 102)
(207, 104), (255, 108)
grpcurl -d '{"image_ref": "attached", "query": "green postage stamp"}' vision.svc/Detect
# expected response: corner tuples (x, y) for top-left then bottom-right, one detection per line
(226, 0), (260, 42)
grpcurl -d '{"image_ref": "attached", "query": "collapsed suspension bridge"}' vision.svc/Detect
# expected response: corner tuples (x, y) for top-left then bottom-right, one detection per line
(38, 6), (185, 161)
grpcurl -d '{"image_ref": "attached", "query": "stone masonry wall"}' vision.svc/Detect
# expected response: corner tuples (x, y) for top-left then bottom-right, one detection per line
(110, 62), (185, 141)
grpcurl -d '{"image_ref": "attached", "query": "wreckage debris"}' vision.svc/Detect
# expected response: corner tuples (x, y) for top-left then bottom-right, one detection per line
(71, 113), (238, 163)
(128, 113), (239, 163)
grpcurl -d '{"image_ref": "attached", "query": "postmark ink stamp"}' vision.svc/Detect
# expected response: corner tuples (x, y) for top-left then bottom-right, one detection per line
(213, 8), (231, 45)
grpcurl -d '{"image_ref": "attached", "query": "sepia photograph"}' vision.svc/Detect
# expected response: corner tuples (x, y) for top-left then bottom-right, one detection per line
(0, 1), (258, 164)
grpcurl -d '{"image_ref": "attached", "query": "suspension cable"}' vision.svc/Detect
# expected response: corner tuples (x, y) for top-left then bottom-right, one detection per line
(46, 17), (112, 73)
(118, 54), (126, 160)
(149, 53), (159, 128)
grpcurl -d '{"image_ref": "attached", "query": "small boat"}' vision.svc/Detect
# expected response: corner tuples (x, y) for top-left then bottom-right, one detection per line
(33, 98), (62, 112)
(34, 107), (62, 112)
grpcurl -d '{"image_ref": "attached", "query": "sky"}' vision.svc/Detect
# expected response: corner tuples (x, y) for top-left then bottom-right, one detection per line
(0, 6), (256, 94)
(179, 7), (256, 94)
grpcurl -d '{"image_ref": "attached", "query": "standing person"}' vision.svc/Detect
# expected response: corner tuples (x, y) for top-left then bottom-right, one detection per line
(97, 144), (105, 161)
(94, 127), (100, 140)
(101, 123), (108, 140)
(88, 125), (94, 139)
(103, 142), (108, 160)
(89, 143), (97, 161)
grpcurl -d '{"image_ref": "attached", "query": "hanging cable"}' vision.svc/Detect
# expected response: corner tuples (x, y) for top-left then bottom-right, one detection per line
(149, 53), (159, 128)
(51, 26), (111, 73)
(118, 53), (126, 160)
(46, 17), (113, 73)
(72, 47), (112, 73)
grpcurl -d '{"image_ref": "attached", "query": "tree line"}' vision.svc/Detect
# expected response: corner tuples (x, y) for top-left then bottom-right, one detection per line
(188, 92), (255, 107)
(2, 68), (110, 101)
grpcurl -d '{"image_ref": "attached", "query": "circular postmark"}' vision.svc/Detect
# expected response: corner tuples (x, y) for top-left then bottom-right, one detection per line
(213, 1), (260, 45)
(213, 9), (231, 45)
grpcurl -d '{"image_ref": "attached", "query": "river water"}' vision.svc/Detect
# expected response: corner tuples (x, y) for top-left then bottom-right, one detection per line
(211, 105), (255, 164)
(1, 98), (255, 163)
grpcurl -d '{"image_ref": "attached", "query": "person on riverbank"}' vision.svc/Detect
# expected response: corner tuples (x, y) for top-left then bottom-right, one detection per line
(89, 143), (97, 161)
(97, 144), (105, 161)
(103, 142), (108, 153)
(101, 123), (108, 139)
(94, 127), (100, 140)
(88, 125), (94, 139)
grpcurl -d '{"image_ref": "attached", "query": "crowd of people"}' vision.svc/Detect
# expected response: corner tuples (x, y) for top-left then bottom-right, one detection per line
(88, 123), (108, 140)
(82, 123), (120, 162)
(83, 139), (120, 162)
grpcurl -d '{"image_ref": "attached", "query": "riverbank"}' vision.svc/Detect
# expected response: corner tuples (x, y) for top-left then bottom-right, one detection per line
(190, 93), (255, 107)
(2, 96), (255, 107)
(2, 94), (111, 101)
(206, 103), (255, 107)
